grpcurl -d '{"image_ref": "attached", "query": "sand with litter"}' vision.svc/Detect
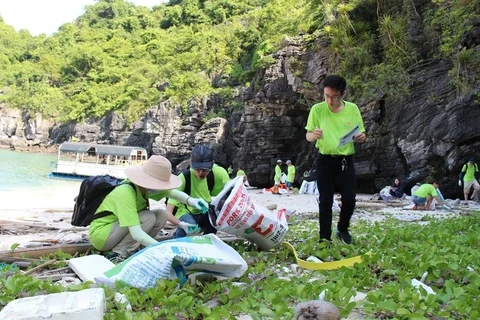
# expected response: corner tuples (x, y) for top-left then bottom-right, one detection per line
(1, 183), (476, 251)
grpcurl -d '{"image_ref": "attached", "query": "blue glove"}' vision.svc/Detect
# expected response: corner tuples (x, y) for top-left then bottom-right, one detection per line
(188, 198), (209, 214)
(442, 204), (451, 211)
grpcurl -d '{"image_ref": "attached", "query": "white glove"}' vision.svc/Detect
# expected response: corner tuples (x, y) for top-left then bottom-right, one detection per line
(178, 222), (202, 235)
(458, 180), (462, 187)
(187, 198), (209, 214)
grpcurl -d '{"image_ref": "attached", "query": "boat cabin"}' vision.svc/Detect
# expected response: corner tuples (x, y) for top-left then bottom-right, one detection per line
(51, 142), (148, 179)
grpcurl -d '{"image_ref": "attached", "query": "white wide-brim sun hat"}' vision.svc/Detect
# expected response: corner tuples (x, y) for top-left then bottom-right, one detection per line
(125, 155), (181, 190)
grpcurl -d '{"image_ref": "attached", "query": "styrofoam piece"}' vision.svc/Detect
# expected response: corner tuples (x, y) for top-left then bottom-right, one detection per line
(0, 288), (105, 320)
(68, 254), (115, 282)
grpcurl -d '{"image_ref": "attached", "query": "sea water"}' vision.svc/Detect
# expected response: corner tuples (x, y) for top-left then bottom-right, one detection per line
(0, 149), (81, 209)
(0, 149), (81, 191)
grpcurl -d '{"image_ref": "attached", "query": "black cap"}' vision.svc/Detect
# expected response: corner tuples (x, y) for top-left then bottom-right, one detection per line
(191, 145), (214, 170)
(468, 158), (475, 163)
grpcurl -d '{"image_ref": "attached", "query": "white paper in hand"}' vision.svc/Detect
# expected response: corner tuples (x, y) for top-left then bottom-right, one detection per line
(337, 124), (360, 148)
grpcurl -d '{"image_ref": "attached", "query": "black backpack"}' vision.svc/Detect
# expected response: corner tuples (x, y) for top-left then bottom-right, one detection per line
(72, 175), (135, 227)
(182, 169), (215, 195)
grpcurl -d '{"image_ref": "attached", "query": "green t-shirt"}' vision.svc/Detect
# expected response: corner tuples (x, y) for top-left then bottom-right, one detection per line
(305, 101), (365, 155)
(167, 166), (230, 218)
(89, 180), (169, 249)
(462, 163), (478, 183)
(413, 184), (438, 198)
(274, 165), (282, 182)
(236, 169), (245, 176)
(287, 165), (295, 183)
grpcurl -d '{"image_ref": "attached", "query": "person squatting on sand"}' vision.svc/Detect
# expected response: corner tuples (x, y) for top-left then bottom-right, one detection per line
(305, 75), (366, 244)
(88, 155), (208, 262)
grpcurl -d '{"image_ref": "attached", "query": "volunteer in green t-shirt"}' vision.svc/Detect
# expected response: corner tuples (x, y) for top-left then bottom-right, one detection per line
(305, 75), (366, 244)
(458, 158), (480, 203)
(274, 159), (283, 185)
(166, 145), (230, 238)
(286, 160), (296, 191)
(412, 182), (446, 210)
(89, 156), (208, 262)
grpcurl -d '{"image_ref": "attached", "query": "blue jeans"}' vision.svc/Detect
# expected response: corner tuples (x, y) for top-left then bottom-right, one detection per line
(413, 195), (426, 205)
(173, 214), (217, 238)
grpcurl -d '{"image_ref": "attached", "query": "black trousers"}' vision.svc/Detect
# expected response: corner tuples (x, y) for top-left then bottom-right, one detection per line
(316, 154), (356, 240)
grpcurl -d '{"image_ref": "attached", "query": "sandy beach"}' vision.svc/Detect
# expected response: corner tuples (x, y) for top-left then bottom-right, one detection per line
(1, 183), (477, 251)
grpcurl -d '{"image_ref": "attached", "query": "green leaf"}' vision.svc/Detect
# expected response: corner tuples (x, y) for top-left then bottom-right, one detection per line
(396, 307), (411, 315)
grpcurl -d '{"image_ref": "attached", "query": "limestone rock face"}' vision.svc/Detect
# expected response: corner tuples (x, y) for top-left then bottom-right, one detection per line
(0, 36), (478, 199)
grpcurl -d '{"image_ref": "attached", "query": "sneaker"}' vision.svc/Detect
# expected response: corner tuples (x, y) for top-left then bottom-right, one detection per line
(336, 230), (352, 244)
(104, 251), (127, 264)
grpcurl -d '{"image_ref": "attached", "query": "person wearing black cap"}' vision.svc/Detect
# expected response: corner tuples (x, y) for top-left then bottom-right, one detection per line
(166, 145), (230, 237)
(458, 158), (480, 203)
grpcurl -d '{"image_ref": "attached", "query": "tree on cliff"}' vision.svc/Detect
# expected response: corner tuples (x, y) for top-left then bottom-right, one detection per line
(0, 0), (477, 123)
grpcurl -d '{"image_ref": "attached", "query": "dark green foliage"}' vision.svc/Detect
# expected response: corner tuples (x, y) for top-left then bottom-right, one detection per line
(0, 0), (477, 123)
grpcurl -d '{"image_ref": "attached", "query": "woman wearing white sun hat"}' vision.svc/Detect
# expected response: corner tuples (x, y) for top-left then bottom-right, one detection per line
(88, 155), (208, 262)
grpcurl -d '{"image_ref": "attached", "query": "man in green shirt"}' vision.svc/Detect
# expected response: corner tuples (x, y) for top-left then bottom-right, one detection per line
(89, 156), (208, 262)
(286, 160), (296, 191)
(305, 75), (366, 244)
(412, 182), (446, 210)
(458, 158), (479, 203)
(166, 145), (230, 237)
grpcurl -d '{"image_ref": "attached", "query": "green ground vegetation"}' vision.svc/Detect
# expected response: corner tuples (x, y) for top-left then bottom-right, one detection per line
(0, 0), (478, 123)
(0, 212), (479, 319)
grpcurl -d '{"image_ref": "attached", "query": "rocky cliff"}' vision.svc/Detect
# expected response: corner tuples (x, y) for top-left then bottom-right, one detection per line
(1, 36), (479, 199)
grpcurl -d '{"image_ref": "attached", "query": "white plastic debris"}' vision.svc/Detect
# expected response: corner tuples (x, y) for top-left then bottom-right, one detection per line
(411, 279), (435, 295)
(348, 291), (367, 303)
(114, 292), (132, 311)
(306, 256), (323, 263)
(55, 277), (82, 287)
(318, 289), (327, 301)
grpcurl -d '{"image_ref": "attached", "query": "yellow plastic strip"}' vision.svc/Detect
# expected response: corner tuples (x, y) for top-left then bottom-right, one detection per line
(282, 241), (364, 270)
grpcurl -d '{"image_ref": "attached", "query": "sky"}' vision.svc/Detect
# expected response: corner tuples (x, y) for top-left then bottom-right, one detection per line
(0, 0), (166, 36)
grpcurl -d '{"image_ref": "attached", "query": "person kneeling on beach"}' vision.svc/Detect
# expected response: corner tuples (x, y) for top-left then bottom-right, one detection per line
(412, 181), (446, 210)
(88, 155), (208, 262)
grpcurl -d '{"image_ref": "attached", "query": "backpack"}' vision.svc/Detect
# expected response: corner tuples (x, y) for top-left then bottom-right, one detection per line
(72, 175), (135, 227)
(182, 169), (215, 195)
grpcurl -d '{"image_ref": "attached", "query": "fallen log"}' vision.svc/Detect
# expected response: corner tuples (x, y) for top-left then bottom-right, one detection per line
(0, 243), (93, 259)
(0, 256), (45, 264)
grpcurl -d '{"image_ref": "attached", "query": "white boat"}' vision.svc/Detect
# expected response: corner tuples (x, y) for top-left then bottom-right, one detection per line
(50, 142), (148, 179)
